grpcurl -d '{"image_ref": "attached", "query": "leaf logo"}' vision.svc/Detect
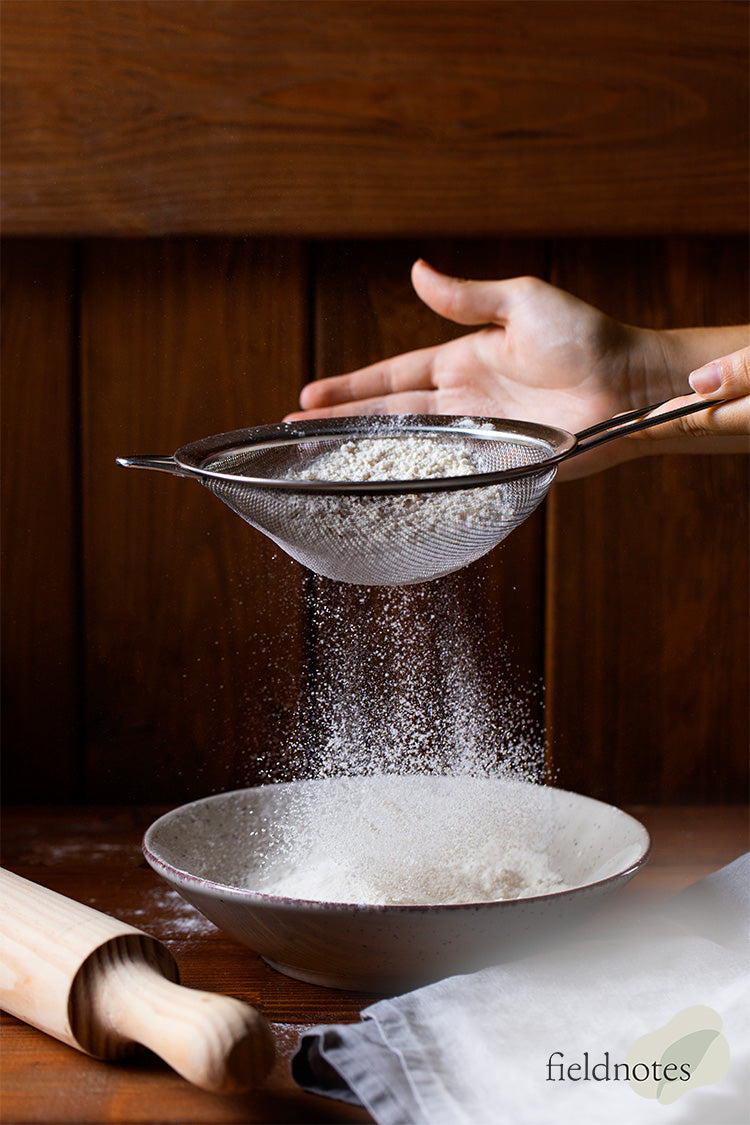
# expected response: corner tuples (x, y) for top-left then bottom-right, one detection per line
(626, 1005), (730, 1105)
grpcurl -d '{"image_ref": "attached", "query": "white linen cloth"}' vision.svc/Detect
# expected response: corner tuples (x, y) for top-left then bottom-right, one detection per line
(292, 854), (749, 1125)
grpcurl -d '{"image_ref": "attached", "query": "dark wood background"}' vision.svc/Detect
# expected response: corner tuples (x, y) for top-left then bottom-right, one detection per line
(2, 1), (746, 236)
(2, 1), (748, 807)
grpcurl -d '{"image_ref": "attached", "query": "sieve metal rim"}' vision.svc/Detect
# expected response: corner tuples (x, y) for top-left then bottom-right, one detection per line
(171, 415), (575, 495)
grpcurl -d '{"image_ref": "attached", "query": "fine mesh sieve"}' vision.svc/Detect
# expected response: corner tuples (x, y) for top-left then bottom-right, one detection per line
(117, 398), (721, 586)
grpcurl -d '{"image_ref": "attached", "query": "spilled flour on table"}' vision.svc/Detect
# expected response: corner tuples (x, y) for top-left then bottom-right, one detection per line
(133, 885), (218, 937)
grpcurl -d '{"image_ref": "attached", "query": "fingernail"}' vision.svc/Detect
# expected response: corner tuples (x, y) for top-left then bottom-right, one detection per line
(689, 361), (723, 394)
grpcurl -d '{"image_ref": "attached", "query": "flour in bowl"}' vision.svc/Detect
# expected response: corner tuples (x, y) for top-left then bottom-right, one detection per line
(247, 774), (570, 906)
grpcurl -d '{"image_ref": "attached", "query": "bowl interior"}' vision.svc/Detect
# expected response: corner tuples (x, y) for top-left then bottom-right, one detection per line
(143, 777), (650, 989)
(144, 775), (649, 905)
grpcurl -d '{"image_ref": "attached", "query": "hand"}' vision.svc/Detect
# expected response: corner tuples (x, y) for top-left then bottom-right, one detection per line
(286, 261), (749, 477)
(286, 261), (652, 477)
(633, 346), (750, 454)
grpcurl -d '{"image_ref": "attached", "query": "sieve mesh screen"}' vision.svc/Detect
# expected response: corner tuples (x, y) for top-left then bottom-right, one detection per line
(195, 424), (558, 585)
(119, 396), (722, 586)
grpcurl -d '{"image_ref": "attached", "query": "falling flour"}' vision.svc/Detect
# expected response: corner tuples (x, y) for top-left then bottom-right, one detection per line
(242, 427), (564, 907)
(248, 572), (567, 906)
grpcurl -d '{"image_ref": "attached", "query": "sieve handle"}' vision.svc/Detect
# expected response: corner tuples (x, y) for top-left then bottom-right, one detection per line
(116, 454), (192, 478)
(572, 396), (727, 456)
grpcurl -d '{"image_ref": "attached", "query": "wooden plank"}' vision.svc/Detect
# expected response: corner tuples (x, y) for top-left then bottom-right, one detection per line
(545, 237), (749, 804)
(80, 239), (310, 803)
(0, 240), (79, 801)
(2, 1), (747, 237)
(311, 240), (548, 779)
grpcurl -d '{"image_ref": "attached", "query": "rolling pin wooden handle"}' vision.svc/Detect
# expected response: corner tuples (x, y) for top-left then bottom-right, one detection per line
(0, 869), (274, 1093)
(82, 940), (275, 1094)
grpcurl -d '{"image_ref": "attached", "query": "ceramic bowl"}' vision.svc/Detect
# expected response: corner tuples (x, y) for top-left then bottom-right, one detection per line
(143, 776), (650, 992)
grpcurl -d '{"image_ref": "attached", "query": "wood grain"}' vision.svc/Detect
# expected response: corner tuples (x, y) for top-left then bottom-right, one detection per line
(0, 240), (80, 801)
(0, 803), (745, 1123)
(545, 237), (749, 803)
(2, 1), (747, 236)
(0, 868), (178, 1056)
(0, 868), (274, 1092)
(80, 239), (311, 802)
(3, 234), (747, 805)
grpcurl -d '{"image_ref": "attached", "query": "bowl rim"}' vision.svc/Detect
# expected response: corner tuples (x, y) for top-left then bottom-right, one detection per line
(142, 779), (651, 913)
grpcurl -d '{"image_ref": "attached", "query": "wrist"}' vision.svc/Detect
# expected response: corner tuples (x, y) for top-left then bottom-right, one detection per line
(620, 326), (681, 406)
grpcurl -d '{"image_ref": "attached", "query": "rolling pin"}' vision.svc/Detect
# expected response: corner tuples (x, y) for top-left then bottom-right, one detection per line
(0, 868), (275, 1093)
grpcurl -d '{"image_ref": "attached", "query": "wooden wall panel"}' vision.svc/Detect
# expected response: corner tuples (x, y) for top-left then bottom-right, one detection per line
(2, 1), (747, 237)
(1, 241), (80, 801)
(2, 1), (746, 810)
(80, 239), (311, 802)
(2, 235), (747, 806)
(545, 237), (749, 803)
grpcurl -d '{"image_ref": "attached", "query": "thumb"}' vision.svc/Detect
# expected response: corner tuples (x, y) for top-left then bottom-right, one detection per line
(411, 259), (510, 326)
(688, 345), (750, 400)
(637, 344), (750, 445)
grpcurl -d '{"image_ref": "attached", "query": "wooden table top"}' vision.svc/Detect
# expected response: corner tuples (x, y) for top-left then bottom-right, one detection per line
(1, 803), (747, 1124)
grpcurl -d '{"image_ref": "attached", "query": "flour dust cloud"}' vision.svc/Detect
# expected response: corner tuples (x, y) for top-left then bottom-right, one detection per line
(240, 571), (565, 906)
(289, 575), (542, 783)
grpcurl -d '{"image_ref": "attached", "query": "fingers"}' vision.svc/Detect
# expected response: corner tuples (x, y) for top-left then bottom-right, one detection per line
(295, 344), (440, 412)
(666, 396), (749, 440)
(676, 345), (750, 441)
(293, 262), (540, 418)
(291, 261), (515, 418)
(636, 389), (749, 446)
(411, 259), (513, 326)
(285, 387), (441, 421)
(688, 345), (750, 401)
